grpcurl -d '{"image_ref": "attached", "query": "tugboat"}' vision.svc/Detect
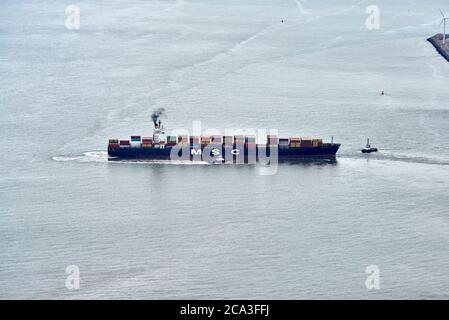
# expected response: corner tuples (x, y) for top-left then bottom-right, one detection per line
(361, 138), (378, 153)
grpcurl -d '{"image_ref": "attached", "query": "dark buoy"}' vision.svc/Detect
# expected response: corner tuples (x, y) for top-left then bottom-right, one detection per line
(381, 90), (385, 95)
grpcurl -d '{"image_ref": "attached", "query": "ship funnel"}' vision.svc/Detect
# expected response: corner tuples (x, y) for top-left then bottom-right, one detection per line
(151, 108), (165, 127)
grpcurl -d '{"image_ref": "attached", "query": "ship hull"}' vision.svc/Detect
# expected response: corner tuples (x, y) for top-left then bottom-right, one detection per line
(108, 144), (340, 162)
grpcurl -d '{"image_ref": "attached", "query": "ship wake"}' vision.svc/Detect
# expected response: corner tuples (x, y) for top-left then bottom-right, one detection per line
(52, 152), (211, 165)
(52, 151), (108, 163)
(340, 151), (449, 166)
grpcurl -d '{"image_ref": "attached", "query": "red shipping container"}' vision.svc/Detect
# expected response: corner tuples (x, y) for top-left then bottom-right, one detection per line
(301, 140), (313, 147)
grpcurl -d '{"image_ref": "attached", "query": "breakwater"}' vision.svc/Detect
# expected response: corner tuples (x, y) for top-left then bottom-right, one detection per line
(428, 33), (449, 62)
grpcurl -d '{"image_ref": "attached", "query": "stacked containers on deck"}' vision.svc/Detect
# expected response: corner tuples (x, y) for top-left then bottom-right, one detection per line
(167, 135), (177, 146)
(300, 137), (313, 147)
(279, 138), (289, 148)
(267, 135), (278, 147)
(201, 136), (211, 146)
(119, 140), (130, 148)
(141, 137), (153, 148)
(130, 136), (141, 148)
(190, 136), (200, 146)
(223, 136), (234, 146)
(289, 137), (301, 148)
(178, 135), (188, 145)
(312, 139), (323, 147)
(235, 135), (245, 146)
(108, 139), (119, 149)
(245, 136), (256, 148)
(211, 135), (223, 144)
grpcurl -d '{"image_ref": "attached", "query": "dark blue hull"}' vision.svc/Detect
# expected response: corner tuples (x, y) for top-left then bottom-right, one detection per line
(108, 144), (340, 163)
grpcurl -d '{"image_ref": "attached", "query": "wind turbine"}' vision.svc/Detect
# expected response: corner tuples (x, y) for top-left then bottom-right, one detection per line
(440, 9), (449, 44)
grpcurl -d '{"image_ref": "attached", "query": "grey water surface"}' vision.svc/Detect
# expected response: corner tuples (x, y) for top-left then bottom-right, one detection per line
(1, 0), (449, 299)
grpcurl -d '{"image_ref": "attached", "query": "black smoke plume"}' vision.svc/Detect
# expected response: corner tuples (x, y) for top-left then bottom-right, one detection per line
(151, 108), (165, 125)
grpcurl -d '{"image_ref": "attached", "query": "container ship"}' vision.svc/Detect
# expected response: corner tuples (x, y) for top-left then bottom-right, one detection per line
(108, 120), (340, 163)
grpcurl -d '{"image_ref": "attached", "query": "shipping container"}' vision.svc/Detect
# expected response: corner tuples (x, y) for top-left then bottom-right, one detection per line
(300, 139), (313, 147)
(289, 142), (300, 148)
(223, 136), (234, 144)
(245, 136), (256, 144)
(131, 136), (141, 141)
(312, 139), (323, 147)
(235, 135), (245, 143)
(119, 140), (130, 147)
(190, 136), (200, 144)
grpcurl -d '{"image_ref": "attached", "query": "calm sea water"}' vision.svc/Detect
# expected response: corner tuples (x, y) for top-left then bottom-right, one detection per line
(1, 0), (449, 299)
